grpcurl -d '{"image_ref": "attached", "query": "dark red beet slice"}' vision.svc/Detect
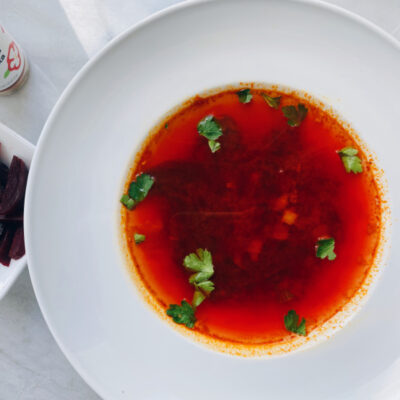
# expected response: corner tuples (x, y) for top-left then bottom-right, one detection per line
(0, 214), (23, 222)
(9, 226), (25, 260)
(0, 156), (27, 215)
(0, 162), (9, 187)
(0, 226), (14, 266)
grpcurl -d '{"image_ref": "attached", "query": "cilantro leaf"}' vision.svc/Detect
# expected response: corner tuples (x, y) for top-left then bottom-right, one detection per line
(282, 104), (308, 127)
(192, 281), (215, 308)
(196, 280), (215, 295)
(237, 89), (252, 104)
(208, 140), (221, 153)
(262, 93), (281, 109)
(134, 233), (145, 244)
(316, 238), (336, 261)
(338, 147), (363, 174)
(191, 280), (216, 307)
(192, 290), (206, 308)
(284, 310), (306, 336)
(120, 194), (135, 210)
(184, 248), (214, 284)
(128, 173), (154, 203)
(197, 115), (223, 141)
(166, 300), (196, 328)
(184, 249), (215, 307)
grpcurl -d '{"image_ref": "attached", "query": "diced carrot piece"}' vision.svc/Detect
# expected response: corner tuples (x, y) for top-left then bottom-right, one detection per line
(282, 209), (298, 225)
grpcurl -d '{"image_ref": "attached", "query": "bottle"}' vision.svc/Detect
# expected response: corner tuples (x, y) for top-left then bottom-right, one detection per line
(0, 25), (29, 95)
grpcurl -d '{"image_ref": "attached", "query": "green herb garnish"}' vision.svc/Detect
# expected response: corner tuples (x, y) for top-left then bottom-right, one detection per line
(192, 290), (206, 308)
(284, 310), (306, 336)
(134, 233), (145, 244)
(195, 280), (215, 294)
(262, 93), (281, 109)
(167, 300), (196, 328)
(120, 194), (135, 210)
(184, 248), (214, 284)
(198, 115), (223, 154)
(192, 280), (215, 307)
(168, 249), (216, 325)
(316, 238), (336, 261)
(121, 172), (154, 210)
(128, 173), (154, 203)
(184, 248), (215, 307)
(164, 123), (169, 129)
(197, 115), (223, 141)
(237, 88), (252, 104)
(208, 140), (221, 153)
(338, 147), (363, 174)
(282, 104), (308, 127)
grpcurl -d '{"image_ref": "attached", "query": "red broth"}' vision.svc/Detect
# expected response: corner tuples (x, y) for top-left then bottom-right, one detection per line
(122, 89), (382, 344)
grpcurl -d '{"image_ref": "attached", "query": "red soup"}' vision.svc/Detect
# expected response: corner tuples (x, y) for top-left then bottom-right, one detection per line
(122, 88), (382, 345)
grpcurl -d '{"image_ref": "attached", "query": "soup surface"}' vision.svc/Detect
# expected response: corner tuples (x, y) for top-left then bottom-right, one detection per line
(122, 88), (381, 346)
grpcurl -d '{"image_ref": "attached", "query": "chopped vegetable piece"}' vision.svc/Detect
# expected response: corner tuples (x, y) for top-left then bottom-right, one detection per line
(338, 147), (363, 174)
(128, 173), (155, 203)
(284, 310), (306, 336)
(208, 140), (221, 153)
(120, 194), (135, 210)
(183, 249), (215, 307)
(184, 248), (214, 284)
(192, 290), (206, 308)
(134, 233), (146, 244)
(237, 88), (252, 103)
(0, 214), (23, 222)
(262, 93), (281, 109)
(0, 156), (28, 215)
(282, 104), (308, 127)
(164, 123), (169, 129)
(197, 115), (223, 141)
(282, 209), (297, 225)
(192, 281), (215, 307)
(8, 226), (24, 260)
(0, 226), (13, 266)
(316, 238), (336, 260)
(0, 162), (9, 186)
(166, 300), (196, 328)
(195, 280), (215, 295)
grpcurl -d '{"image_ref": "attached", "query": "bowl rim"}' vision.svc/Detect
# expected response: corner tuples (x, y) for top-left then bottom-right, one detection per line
(24, 0), (400, 398)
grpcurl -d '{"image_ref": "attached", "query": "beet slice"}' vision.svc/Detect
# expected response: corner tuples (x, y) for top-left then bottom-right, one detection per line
(9, 226), (25, 260)
(0, 214), (23, 222)
(0, 226), (14, 266)
(0, 162), (9, 187)
(0, 156), (28, 215)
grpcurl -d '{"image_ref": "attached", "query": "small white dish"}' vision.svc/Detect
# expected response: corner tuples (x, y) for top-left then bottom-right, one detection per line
(25, 0), (400, 398)
(0, 121), (34, 300)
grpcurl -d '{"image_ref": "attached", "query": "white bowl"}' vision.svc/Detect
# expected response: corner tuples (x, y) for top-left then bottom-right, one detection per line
(0, 121), (33, 300)
(25, 0), (400, 398)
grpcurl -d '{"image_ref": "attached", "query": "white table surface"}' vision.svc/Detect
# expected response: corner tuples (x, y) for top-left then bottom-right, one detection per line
(0, 0), (399, 398)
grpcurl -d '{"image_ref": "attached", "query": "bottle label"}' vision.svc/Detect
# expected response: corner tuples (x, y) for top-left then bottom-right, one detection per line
(0, 26), (25, 91)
